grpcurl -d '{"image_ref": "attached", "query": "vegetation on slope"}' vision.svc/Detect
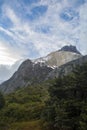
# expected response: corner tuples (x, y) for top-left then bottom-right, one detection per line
(0, 83), (48, 130)
(8, 120), (42, 130)
(0, 63), (87, 130)
(42, 64), (87, 130)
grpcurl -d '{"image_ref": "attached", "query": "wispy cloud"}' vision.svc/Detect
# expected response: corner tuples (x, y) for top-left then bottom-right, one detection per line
(0, 0), (87, 66)
(79, 2), (87, 53)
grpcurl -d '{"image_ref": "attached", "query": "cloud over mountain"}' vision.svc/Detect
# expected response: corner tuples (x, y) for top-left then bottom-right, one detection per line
(0, 0), (87, 65)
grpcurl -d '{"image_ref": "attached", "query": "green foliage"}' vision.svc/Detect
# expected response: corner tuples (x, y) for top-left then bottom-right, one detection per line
(8, 120), (42, 130)
(42, 63), (87, 130)
(0, 92), (5, 109)
(0, 84), (48, 129)
(0, 63), (87, 130)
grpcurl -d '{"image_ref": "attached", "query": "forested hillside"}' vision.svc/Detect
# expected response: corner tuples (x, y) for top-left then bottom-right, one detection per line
(42, 63), (87, 130)
(0, 63), (87, 130)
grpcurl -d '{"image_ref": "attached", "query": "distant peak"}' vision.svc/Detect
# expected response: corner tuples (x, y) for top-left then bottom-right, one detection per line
(59, 45), (81, 55)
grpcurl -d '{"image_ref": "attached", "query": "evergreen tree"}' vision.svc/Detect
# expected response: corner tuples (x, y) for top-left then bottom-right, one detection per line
(0, 92), (5, 109)
(42, 63), (87, 130)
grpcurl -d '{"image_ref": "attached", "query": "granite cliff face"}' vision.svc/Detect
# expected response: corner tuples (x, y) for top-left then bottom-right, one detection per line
(47, 55), (87, 79)
(0, 45), (86, 94)
(34, 45), (82, 68)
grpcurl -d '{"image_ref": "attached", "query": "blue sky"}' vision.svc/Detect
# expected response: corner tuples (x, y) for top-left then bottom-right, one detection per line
(0, 0), (87, 65)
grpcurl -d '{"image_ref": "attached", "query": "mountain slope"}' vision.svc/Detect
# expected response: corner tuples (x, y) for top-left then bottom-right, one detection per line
(0, 60), (52, 94)
(47, 55), (87, 79)
(0, 45), (84, 94)
(59, 45), (81, 54)
(34, 45), (82, 68)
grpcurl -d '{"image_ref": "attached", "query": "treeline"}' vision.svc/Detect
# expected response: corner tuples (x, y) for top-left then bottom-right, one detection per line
(42, 64), (87, 130)
(0, 63), (87, 130)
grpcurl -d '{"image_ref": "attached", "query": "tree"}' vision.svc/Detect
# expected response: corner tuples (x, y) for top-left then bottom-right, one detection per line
(0, 92), (5, 109)
(42, 63), (87, 130)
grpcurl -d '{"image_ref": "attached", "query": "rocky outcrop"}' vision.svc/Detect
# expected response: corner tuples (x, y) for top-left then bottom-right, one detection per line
(47, 55), (87, 79)
(0, 45), (85, 94)
(0, 59), (52, 94)
(59, 45), (81, 54)
(34, 45), (82, 68)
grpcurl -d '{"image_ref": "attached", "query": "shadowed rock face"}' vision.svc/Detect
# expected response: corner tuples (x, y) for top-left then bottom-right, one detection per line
(0, 60), (53, 94)
(0, 45), (85, 94)
(59, 45), (81, 54)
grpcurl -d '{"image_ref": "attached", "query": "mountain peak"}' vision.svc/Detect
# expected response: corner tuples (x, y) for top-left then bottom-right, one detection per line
(0, 45), (83, 94)
(59, 45), (81, 54)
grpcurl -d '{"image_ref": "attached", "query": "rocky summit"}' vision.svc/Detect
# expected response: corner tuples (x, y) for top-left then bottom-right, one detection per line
(0, 45), (87, 94)
(59, 45), (81, 54)
(33, 45), (82, 68)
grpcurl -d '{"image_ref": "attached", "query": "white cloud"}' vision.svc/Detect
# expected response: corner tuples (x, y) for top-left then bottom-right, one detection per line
(0, 0), (87, 82)
(79, 3), (87, 54)
(0, 41), (17, 65)
(0, 65), (10, 83)
(0, 59), (23, 84)
(0, 0), (87, 66)
(4, 6), (20, 26)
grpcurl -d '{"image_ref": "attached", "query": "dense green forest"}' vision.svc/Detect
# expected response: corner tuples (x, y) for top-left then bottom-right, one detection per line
(0, 63), (87, 130)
